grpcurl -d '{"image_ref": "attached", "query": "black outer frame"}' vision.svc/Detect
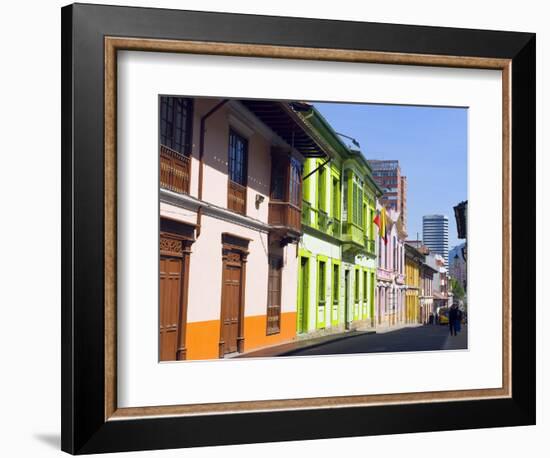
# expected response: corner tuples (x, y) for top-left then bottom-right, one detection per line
(61, 3), (535, 454)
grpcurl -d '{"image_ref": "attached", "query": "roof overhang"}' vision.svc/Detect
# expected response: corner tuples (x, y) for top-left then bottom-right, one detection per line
(239, 100), (328, 158)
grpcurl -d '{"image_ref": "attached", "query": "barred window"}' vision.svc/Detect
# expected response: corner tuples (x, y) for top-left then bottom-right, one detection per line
(160, 96), (193, 155)
(289, 157), (302, 206)
(228, 130), (248, 185)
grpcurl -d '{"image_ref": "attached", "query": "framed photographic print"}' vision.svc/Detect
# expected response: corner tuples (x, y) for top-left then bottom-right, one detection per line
(61, 3), (536, 454)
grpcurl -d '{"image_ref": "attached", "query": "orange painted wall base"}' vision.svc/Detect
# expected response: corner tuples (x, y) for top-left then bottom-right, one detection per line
(184, 312), (297, 361)
(244, 312), (296, 352)
(184, 320), (220, 360)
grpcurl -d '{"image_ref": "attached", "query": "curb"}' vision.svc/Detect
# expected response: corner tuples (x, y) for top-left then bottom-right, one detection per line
(280, 330), (376, 356)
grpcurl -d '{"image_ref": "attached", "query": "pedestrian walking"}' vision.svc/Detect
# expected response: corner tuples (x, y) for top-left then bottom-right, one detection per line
(455, 308), (463, 334)
(449, 304), (460, 336)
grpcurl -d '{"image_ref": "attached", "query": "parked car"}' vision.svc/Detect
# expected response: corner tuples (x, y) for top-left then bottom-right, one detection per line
(438, 307), (449, 325)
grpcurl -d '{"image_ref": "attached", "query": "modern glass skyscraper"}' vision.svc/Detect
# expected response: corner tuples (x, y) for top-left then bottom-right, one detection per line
(422, 215), (449, 269)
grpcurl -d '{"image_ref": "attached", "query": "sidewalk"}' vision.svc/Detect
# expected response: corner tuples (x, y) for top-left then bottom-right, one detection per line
(235, 329), (373, 358)
(365, 322), (423, 334)
(235, 322), (424, 358)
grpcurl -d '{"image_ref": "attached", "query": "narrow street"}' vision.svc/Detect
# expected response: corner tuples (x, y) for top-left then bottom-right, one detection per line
(238, 324), (467, 358)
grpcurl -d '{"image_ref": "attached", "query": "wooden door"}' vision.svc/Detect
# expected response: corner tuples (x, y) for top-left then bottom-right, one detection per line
(159, 256), (183, 361)
(221, 255), (242, 354)
(267, 255), (283, 335)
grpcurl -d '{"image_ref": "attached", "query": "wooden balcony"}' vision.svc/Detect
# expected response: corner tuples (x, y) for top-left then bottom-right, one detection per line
(160, 145), (191, 194)
(228, 180), (247, 215)
(268, 201), (301, 234)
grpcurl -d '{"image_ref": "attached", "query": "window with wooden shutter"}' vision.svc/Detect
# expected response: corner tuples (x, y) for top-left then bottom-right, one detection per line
(266, 255), (283, 335)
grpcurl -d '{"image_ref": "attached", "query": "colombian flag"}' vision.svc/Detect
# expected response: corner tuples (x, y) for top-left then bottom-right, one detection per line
(373, 208), (388, 244)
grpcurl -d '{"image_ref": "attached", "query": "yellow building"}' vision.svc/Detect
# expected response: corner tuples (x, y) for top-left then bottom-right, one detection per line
(405, 244), (424, 323)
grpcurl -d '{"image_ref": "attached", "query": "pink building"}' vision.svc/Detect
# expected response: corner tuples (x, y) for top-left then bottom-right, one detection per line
(375, 206), (407, 327)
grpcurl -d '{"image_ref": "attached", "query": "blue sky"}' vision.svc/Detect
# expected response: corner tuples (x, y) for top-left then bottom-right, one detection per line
(314, 102), (467, 249)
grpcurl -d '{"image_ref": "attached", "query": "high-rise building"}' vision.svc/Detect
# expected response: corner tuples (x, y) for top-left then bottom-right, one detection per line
(422, 215), (449, 269)
(367, 160), (407, 230)
(400, 176), (407, 228)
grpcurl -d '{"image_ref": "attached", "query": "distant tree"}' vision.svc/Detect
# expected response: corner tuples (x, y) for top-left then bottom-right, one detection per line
(450, 278), (465, 301)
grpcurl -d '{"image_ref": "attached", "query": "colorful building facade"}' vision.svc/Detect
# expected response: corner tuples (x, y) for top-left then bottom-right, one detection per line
(433, 253), (452, 316)
(159, 96), (335, 360)
(405, 243), (424, 323)
(419, 257), (438, 324)
(375, 207), (407, 327)
(157, 95), (449, 360)
(297, 106), (381, 336)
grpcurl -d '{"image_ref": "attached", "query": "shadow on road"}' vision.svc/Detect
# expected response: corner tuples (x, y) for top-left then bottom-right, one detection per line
(281, 324), (468, 357)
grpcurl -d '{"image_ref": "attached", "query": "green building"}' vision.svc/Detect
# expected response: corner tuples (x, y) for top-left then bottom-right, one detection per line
(295, 105), (382, 336)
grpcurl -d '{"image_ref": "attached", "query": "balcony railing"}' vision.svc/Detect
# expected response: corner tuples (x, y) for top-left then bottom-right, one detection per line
(364, 236), (376, 255)
(342, 221), (366, 247)
(227, 180), (247, 215)
(268, 201), (301, 233)
(330, 218), (341, 238)
(377, 269), (394, 282)
(317, 210), (329, 232)
(160, 145), (191, 194)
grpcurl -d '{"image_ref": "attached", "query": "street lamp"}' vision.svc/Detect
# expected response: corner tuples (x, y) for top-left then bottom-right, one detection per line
(336, 132), (361, 149)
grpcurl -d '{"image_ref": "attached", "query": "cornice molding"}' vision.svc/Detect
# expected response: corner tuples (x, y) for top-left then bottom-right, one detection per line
(161, 189), (270, 234)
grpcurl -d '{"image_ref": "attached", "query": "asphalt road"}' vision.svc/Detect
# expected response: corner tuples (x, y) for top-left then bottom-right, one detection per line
(282, 324), (468, 357)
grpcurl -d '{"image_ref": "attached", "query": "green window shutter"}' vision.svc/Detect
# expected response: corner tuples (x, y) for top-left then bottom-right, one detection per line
(332, 177), (340, 220)
(333, 264), (339, 304)
(355, 269), (359, 302)
(313, 164), (326, 212)
(303, 159), (312, 203)
(352, 181), (357, 225)
(363, 271), (368, 301)
(316, 169), (323, 210)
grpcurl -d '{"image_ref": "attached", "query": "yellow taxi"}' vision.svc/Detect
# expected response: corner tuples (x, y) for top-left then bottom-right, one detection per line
(438, 307), (449, 325)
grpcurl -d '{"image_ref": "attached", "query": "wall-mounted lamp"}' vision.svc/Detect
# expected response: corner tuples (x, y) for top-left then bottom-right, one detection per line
(255, 194), (265, 209)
